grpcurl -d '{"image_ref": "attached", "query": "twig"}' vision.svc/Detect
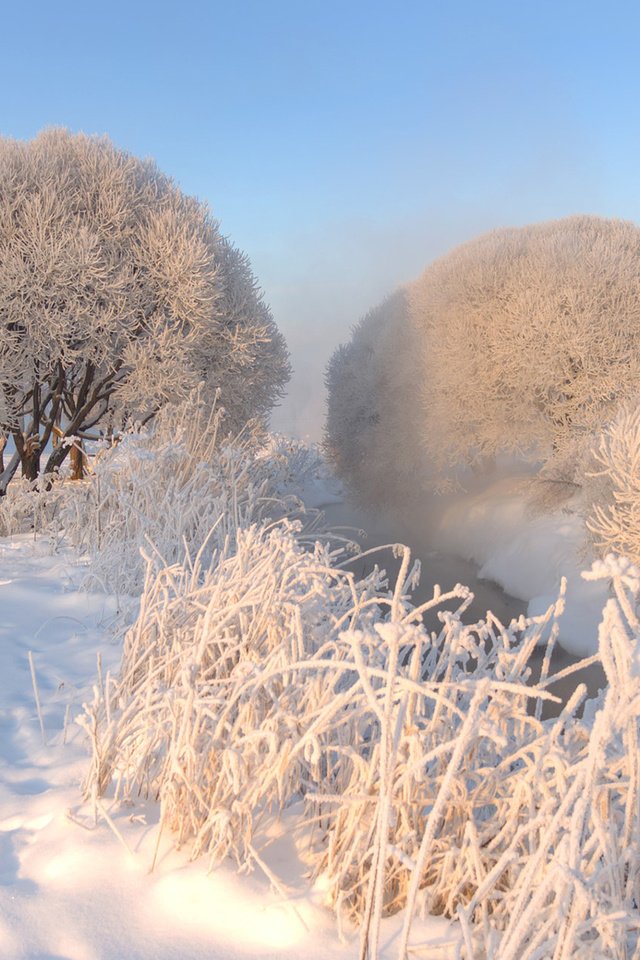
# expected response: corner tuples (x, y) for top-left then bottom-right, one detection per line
(28, 650), (46, 746)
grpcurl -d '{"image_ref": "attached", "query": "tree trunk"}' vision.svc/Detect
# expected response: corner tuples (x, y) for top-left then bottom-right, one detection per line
(0, 451), (21, 496)
(70, 441), (85, 480)
(44, 440), (71, 475)
(23, 378), (42, 481)
(21, 435), (41, 481)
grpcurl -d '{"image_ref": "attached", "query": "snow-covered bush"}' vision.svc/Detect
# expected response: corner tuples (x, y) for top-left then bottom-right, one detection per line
(80, 523), (392, 865)
(326, 216), (640, 502)
(62, 392), (324, 597)
(0, 128), (289, 487)
(0, 470), (72, 538)
(414, 216), (640, 480)
(463, 555), (640, 960)
(586, 402), (640, 566)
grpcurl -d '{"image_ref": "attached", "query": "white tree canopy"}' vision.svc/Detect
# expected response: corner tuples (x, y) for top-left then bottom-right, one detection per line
(412, 215), (640, 475)
(0, 128), (289, 484)
(326, 216), (640, 504)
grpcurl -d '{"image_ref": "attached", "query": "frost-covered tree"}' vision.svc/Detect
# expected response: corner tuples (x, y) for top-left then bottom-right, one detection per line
(411, 215), (640, 477)
(325, 289), (428, 506)
(585, 401), (640, 565)
(326, 216), (640, 503)
(0, 128), (289, 486)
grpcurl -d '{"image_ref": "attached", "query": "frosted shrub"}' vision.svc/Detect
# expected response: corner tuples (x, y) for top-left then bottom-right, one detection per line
(0, 469), (77, 538)
(80, 521), (392, 867)
(0, 128), (289, 487)
(325, 290), (429, 506)
(63, 393), (321, 596)
(424, 215), (640, 485)
(250, 431), (334, 508)
(305, 618), (556, 930)
(586, 402), (640, 565)
(463, 556), (640, 960)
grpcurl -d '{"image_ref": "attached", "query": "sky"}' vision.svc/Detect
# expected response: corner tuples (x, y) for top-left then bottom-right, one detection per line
(2, 0), (640, 437)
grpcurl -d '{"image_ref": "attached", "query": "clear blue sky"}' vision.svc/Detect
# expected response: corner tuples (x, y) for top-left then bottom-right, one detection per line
(3, 0), (640, 435)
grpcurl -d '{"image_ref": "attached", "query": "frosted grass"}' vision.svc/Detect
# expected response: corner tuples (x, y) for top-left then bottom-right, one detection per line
(29, 393), (631, 960)
(77, 515), (640, 956)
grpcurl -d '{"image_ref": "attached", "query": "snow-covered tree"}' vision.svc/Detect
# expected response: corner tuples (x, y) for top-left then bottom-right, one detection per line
(585, 401), (640, 565)
(326, 216), (640, 502)
(412, 215), (640, 478)
(0, 128), (289, 487)
(325, 289), (428, 506)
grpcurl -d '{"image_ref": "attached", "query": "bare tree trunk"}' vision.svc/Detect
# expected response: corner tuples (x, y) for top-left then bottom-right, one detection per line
(22, 379), (42, 481)
(44, 441), (70, 475)
(70, 441), (85, 480)
(0, 451), (21, 496)
(21, 435), (41, 481)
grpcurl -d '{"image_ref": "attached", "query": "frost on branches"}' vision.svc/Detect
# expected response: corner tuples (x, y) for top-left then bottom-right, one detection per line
(75, 413), (640, 959)
(0, 128), (289, 489)
(326, 216), (640, 504)
(61, 393), (323, 598)
(585, 402), (640, 567)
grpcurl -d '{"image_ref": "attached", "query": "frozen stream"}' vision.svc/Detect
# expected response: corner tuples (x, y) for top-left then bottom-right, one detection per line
(322, 499), (606, 716)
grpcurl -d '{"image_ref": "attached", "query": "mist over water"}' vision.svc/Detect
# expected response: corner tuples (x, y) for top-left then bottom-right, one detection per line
(323, 484), (606, 717)
(323, 494), (523, 626)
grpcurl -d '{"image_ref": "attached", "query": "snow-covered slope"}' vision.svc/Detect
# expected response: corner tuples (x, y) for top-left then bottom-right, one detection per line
(435, 475), (608, 656)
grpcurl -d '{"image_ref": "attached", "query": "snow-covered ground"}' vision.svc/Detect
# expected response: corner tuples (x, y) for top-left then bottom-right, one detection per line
(0, 535), (457, 960)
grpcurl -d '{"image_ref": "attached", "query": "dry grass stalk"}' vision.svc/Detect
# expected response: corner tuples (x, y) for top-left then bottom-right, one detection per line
(72, 398), (640, 959)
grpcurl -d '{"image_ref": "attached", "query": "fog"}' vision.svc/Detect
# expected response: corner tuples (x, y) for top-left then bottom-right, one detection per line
(262, 211), (498, 440)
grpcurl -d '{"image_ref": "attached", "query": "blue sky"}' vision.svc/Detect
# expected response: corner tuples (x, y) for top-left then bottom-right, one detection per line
(3, 0), (640, 435)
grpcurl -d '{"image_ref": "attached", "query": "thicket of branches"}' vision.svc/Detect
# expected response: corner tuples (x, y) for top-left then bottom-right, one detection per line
(59, 393), (323, 597)
(585, 402), (640, 566)
(0, 128), (289, 489)
(326, 216), (640, 503)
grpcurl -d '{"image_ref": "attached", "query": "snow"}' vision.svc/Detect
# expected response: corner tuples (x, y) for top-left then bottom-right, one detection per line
(434, 475), (609, 656)
(0, 534), (457, 960)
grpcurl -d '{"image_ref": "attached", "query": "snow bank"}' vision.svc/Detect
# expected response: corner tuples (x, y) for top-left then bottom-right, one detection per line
(435, 475), (609, 656)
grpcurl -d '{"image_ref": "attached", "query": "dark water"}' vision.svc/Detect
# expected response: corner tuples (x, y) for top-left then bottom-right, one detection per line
(322, 500), (606, 717)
